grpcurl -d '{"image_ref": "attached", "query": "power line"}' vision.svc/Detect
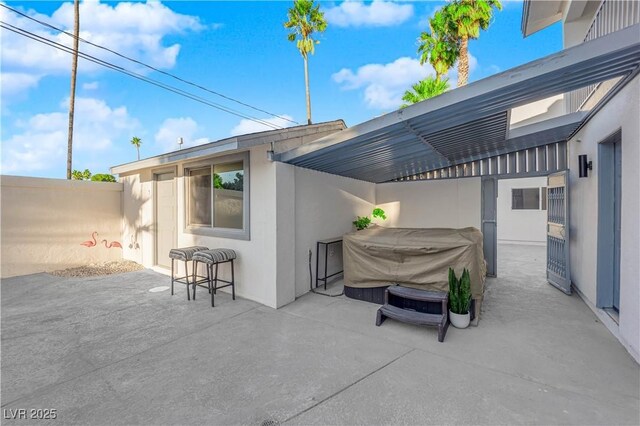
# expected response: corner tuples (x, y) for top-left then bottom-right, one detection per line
(0, 3), (298, 126)
(0, 21), (284, 130)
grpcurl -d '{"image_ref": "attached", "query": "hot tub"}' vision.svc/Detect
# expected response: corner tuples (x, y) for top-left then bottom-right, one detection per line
(342, 226), (486, 313)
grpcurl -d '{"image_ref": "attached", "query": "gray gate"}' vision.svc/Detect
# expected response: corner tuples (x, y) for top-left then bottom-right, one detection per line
(546, 171), (571, 294)
(481, 177), (497, 278)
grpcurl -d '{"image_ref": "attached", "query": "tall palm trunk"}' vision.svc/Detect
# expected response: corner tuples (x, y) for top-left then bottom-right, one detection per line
(303, 55), (312, 125)
(136, 146), (140, 161)
(66, 0), (80, 179)
(457, 36), (469, 87)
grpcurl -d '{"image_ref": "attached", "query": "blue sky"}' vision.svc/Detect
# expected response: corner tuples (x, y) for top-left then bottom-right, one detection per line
(0, 0), (561, 178)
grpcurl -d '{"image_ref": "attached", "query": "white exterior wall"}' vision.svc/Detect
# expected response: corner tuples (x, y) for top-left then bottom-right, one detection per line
(510, 95), (565, 128)
(121, 145), (290, 309)
(568, 75), (640, 362)
(562, 1), (602, 47)
(497, 177), (548, 245)
(293, 167), (375, 297)
(375, 178), (482, 229)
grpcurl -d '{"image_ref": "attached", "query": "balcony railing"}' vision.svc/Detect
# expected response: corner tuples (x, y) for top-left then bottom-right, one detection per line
(566, 0), (640, 113)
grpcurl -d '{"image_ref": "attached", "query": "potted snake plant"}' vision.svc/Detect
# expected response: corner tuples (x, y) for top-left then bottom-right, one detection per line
(448, 267), (472, 329)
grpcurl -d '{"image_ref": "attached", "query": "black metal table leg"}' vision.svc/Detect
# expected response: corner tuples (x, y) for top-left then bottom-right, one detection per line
(315, 241), (320, 288)
(171, 259), (175, 296)
(210, 264), (215, 308)
(324, 243), (329, 290)
(184, 260), (190, 301)
(192, 260), (197, 300)
(231, 260), (235, 300)
(214, 263), (219, 295)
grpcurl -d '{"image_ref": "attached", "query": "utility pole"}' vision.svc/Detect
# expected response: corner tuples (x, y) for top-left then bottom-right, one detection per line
(66, 0), (80, 179)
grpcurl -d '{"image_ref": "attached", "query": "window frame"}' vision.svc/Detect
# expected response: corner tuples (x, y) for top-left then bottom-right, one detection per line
(511, 187), (542, 210)
(183, 151), (250, 240)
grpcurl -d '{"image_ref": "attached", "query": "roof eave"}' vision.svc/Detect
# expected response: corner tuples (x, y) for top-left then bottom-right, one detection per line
(110, 120), (346, 175)
(521, 0), (564, 38)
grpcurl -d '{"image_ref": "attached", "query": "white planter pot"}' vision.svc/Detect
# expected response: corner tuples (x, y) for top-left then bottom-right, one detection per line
(449, 310), (470, 329)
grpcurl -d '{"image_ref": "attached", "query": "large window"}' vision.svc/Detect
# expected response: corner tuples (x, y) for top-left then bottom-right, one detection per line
(512, 187), (546, 210)
(185, 153), (249, 239)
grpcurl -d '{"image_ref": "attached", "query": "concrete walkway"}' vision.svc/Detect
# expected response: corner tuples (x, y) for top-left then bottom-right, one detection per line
(2, 245), (638, 425)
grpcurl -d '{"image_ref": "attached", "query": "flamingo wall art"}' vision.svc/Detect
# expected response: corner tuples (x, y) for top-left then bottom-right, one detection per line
(80, 232), (122, 249)
(101, 239), (122, 249)
(80, 232), (98, 248)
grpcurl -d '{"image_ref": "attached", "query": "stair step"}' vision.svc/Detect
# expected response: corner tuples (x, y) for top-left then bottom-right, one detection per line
(378, 304), (444, 326)
(387, 285), (448, 302)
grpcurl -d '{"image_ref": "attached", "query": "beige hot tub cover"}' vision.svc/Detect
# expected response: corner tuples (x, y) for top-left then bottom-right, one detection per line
(343, 226), (486, 298)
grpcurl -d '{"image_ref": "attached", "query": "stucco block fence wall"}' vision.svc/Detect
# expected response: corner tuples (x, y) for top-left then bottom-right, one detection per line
(1, 176), (123, 278)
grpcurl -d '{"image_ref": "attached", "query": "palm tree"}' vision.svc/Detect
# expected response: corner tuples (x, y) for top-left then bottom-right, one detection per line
(130, 136), (142, 160)
(66, 0), (80, 179)
(418, 12), (459, 82)
(284, 0), (327, 125)
(441, 0), (502, 87)
(401, 77), (450, 108)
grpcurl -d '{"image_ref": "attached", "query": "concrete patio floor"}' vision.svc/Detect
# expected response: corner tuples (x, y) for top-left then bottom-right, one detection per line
(2, 245), (638, 425)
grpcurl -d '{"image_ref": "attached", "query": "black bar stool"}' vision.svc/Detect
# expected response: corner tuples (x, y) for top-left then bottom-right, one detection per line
(169, 246), (208, 300)
(192, 249), (237, 307)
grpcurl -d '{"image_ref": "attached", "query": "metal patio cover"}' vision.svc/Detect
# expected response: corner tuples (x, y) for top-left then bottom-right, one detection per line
(276, 24), (640, 183)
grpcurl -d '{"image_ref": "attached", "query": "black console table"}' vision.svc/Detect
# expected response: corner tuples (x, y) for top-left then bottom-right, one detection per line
(316, 237), (343, 290)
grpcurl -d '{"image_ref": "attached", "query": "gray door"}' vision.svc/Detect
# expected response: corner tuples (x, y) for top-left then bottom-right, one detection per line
(481, 177), (497, 277)
(613, 139), (621, 311)
(155, 172), (176, 268)
(596, 131), (622, 310)
(546, 171), (571, 294)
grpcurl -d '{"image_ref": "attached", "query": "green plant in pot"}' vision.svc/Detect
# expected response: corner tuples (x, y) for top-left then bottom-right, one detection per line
(353, 208), (387, 230)
(448, 267), (472, 328)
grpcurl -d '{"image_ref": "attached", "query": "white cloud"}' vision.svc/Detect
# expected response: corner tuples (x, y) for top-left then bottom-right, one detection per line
(333, 54), (478, 109)
(82, 81), (99, 90)
(0, 72), (42, 96)
(324, 1), (414, 28)
(486, 64), (502, 75)
(230, 115), (295, 137)
(333, 57), (434, 109)
(154, 117), (209, 153)
(0, 1), (205, 97)
(1, 97), (138, 173)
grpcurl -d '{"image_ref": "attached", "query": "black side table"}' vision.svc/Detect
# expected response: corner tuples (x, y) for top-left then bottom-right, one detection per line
(316, 237), (343, 290)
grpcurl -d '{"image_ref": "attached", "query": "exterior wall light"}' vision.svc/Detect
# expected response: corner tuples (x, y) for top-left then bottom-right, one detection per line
(578, 154), (592, 178)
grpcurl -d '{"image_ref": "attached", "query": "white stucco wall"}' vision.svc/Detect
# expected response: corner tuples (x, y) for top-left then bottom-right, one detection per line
(121, 170), (154, 267)
(562, 0), (602, 48)
(275, 162), (296, 307)
(293, 167), (376, 297)
(497, 177), (548, 245)
(1, 176), (123, 278)
(568, 75), (640, 362)
(121, 145), (288, 308)
(375, 178), (482, 230)
(510, 95), (565, 128)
